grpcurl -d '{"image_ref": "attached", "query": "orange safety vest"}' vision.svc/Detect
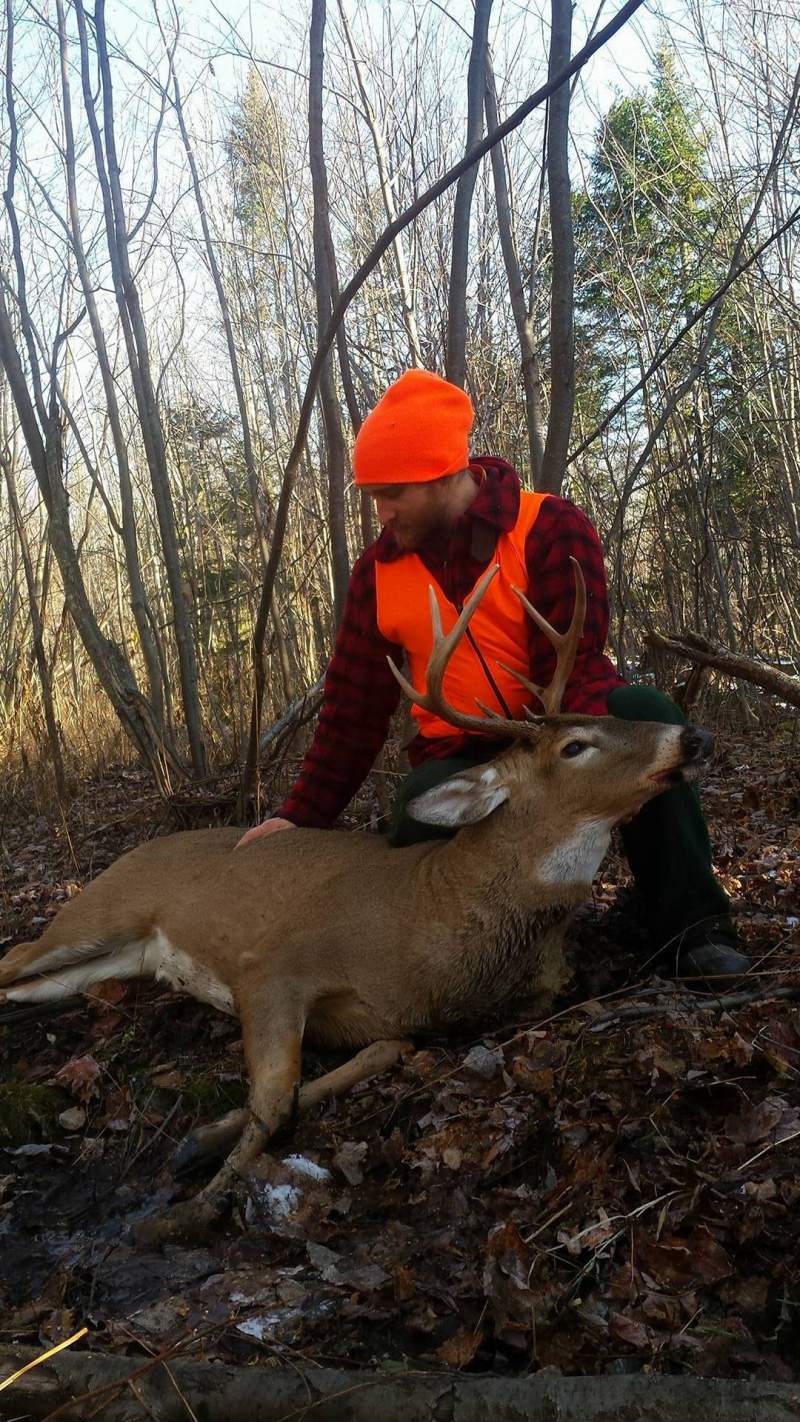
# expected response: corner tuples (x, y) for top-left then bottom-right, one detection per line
(375, 490), (550, 739)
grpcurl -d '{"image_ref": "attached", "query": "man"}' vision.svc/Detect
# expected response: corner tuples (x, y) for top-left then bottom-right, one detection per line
(239, 370), (749, 981)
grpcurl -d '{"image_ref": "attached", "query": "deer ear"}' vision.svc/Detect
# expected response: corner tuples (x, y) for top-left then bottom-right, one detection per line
(408, 763), (509, 828)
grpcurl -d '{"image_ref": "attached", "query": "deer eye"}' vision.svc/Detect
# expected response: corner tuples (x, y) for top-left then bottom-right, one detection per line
(561, 739), (589, 758)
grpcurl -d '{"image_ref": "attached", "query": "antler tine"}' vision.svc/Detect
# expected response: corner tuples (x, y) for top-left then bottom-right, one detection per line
(387, 559), (586, 739)
(387, 564), (522, 738)
(504, 558), (587, 715)
(425, 566), (496, 710)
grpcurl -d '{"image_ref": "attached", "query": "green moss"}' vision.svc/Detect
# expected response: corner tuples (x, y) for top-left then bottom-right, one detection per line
(179, 1074), (247, 1115)
(0, 1083), (70, 1144)
(139, 1071), (247, 1119)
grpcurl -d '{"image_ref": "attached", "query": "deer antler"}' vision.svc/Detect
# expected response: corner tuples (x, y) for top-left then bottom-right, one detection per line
(501, 556), (587, 716)
(387, 557), (587, 738)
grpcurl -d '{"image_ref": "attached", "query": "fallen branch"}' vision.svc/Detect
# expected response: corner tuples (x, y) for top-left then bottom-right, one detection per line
(586, 982), (800, 1032)
(258, 678), (325, 754)
(647, 630), (800, 708)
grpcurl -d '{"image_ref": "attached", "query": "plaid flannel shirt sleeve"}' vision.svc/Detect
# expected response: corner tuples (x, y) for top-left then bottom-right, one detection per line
(277, 550), (402, 828)
(525, 497), (624, 714)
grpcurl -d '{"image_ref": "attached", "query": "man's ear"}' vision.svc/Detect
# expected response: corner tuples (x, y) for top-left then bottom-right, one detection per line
(407, 762), (509, 828)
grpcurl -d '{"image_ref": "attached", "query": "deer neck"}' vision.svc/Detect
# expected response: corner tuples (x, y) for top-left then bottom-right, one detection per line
(426, 807), (615, 912)
(412, 815), (603, 1026)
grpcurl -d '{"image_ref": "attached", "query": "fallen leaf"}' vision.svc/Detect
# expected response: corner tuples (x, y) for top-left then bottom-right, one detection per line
(87, 979), (127, 1009)
(637, 1227), (731, 1288)
(724, 1096), (799, 1145)
(609, 1311), (653, 1349)
(436, 1326), (484, 1368)
(334, 1140), (368, 1185)
(54, 1055), (101, 1101)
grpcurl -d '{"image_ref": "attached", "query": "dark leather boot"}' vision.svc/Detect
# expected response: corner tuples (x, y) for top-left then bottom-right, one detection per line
(675, 937), (752, 989)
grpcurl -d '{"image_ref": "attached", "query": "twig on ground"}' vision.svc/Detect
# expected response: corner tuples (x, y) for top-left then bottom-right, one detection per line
(0, 1327), (88, 1393)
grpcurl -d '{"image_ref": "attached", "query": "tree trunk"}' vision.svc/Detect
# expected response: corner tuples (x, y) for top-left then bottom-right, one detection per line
(539, 0), (575, 494)
(0, 437), (68, 800)
(54, 0), (166, 731)
(0, 3), (179, 796)
(309, 0), (350, 624)
(485, 57), (546, 482)
(167, 56), (274, 575)
(337, 0), (423, 368)
(445, 0), (493, 388)
(0, 1345), (796, 1422)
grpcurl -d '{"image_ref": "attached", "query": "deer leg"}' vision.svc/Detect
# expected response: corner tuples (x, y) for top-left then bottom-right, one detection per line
(173, 1105), (250, 1173)
(135, 990), (306, 1245)
(174, 1038), (413, 1172)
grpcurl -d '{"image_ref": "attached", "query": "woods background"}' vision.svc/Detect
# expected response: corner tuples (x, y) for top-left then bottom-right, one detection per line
(0, 0), (798, 811)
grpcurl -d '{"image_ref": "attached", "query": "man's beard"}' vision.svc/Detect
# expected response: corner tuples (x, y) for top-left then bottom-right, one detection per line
(394, 510), (449, 550)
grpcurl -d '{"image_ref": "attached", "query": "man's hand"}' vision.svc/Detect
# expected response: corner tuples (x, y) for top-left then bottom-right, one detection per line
(235, 817), (296, 849)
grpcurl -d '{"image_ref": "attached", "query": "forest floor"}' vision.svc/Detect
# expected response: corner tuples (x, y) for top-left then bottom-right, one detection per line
(1, 712), (799, 1387)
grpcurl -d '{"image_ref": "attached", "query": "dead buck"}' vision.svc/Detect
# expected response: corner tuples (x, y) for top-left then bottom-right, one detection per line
(0, 562), (712, 1241)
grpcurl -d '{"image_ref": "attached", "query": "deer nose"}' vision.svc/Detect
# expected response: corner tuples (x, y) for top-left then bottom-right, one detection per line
(681, 726), (714, 762)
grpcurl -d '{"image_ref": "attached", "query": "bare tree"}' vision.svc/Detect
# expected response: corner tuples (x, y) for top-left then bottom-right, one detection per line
(337, 0), (423, 369)
(74, 0), (207, 774)
(54, 0), (166, 732)
(0, 426), (66, 799)
(445, 0), (493, 388)
(309, 0), (350, 624)
(539, 0), (575, 494)
(238, 0), (651, 814)
(0, 0), (177, 794)
(7, 0), (796, 813)
(485, 56), (546, 482)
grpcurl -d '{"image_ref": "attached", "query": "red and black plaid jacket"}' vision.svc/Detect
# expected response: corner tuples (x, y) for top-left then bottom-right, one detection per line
(278, 458), (625, 828)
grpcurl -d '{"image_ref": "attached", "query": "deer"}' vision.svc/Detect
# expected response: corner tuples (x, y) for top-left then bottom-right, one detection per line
(0, 562), (713, 1242)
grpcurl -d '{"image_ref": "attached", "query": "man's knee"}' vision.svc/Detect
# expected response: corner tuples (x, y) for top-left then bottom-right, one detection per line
(608, 684), (687, 727)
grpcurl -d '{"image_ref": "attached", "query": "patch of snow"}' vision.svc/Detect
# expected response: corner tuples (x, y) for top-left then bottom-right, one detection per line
(236, 1312), (288, 1341)
(258, 1183), (302, 1217)
(283, 1154), (331, 1182)
(462, 1043), (504, 1079)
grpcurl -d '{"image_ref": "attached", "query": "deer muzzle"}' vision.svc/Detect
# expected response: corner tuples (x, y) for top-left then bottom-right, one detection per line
(647, 725), (714, 792)
(680, 726), (715, 764)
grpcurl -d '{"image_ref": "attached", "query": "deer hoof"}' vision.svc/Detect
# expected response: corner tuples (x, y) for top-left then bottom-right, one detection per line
(172, 1131), (205, 1174)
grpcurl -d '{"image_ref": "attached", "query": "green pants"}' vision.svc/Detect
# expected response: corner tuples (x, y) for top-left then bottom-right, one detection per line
(388, 685), (733, 952)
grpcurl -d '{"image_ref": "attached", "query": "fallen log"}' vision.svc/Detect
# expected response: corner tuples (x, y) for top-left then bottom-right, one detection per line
(647, 630), (800, 708)
(1, 1346), (798, 1421)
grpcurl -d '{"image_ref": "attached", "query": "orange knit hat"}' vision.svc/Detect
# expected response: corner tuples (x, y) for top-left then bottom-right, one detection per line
(353, 370), (474, 486)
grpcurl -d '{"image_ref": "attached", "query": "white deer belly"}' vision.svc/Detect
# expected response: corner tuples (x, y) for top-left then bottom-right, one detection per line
(146, 930), (235, 1015)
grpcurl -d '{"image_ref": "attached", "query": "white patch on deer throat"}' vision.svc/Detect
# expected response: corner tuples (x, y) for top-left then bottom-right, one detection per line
(148, 930), (234, 1015)
(536, 820), (614, 887)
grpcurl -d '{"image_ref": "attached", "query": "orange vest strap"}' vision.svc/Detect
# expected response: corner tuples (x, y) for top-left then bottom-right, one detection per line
(376, 491), (550, 739)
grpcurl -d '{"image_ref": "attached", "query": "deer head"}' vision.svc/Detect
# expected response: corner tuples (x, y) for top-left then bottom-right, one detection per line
(388, 560), (712, 842)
